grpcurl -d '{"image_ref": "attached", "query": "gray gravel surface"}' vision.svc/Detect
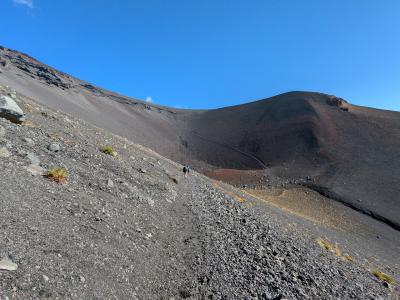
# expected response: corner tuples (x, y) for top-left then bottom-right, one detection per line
(0, 87), (397, 299)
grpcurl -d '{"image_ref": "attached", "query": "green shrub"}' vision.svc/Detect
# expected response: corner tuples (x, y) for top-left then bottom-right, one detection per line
(100, 146), (116, 156)
(372, 270), (394, 284)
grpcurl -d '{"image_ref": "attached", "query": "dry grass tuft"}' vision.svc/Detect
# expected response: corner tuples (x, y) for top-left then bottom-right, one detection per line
(372, 270), (394, 284)
(316, 238), (341, 256)
(22, 120), (37, 128)
(49, 132), (63, 141)
(47, 167), (69, 184)
(22, 103), (34, 113)
(343, 254), (354, 262)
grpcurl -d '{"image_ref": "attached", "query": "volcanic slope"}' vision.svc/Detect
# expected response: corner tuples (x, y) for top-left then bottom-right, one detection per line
(0, 85), (398, 299)
(0, 45), (399, 230)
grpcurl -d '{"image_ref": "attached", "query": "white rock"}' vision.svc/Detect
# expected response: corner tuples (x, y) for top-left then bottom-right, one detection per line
(48, 143), (60, 152)
(147, 198), (155, 207)
(0, 95), (25, 123)
(26, 164), (46, 176)
(0, 125), (5, 137)
(0, 147), (11, 158)
(23, 137), (35, 146)
(27, 152), (40, 165)
(107, 179), (114, 188)
(0, 257), (18, 271)
(42, 275), (49, 282)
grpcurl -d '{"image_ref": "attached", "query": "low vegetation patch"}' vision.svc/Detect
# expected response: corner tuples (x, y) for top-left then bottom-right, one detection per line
(372, 270), (394, 284)
(49, 132), (62, 140)
(46, 167), (68, 184)
(316, 238), (341, 257)
(22, 120), (37, 128)
(343, 254), (354, 262)
(100, 146), (117, 156)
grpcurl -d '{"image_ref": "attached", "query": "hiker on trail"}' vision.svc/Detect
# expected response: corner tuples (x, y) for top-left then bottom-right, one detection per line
(183, 165), (190, 178)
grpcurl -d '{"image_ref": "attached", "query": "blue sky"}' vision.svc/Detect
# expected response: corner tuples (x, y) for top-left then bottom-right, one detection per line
(1, 0), (399, 111)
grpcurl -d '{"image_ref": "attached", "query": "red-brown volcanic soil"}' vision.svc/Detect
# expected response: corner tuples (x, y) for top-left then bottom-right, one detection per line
(1, 45), (399, 230)
(204, 169), (266, 186)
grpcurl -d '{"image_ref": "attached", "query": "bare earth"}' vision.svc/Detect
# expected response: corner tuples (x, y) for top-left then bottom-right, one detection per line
(0, 46), (399, 299)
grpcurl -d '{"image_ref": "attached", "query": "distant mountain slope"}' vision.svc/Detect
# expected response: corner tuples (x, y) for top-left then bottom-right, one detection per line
(1, 45), (399, 230)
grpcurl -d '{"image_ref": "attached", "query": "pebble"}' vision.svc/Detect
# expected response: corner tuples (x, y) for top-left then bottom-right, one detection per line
(26, 164), (46, 176)
(0, 124), (5, 137)
(107, 179), (114, 188)
(0, 146), (11, 158)
(27, 152), (40, 165)
(48, 143), (60, 152)
(23, 137), (35, 146)
(42, 275), (49, 282)
(147, 198), (155, 207)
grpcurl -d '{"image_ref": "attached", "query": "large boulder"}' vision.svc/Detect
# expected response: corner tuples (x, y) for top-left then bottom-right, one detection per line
(0, 95), (25, 123)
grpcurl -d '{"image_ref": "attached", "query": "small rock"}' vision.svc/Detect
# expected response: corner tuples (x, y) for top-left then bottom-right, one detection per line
(42, 275), (49, 282)
(48, 143), (60, 152)
(28, 225), (39, 232)
(147, 198), (155, 207)
(139, 168), (147, 174)
(0, 257), (18, 271)
(23, 137), (35, 146)
(26, 164), (46, 176)
(79, 276), (86, 283)
(356, 283), (363, 291)
(0, 147), (11, 158)
(107, 179), (114, 188)
(0, 125), (5, 137)
(27, 152), (40, 165)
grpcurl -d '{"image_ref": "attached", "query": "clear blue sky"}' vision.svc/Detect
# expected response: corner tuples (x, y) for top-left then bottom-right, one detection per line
(1, 0), (399, 111)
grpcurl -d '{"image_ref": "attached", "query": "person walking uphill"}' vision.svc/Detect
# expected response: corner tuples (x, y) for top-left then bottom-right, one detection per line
(183, 165), (190, 178)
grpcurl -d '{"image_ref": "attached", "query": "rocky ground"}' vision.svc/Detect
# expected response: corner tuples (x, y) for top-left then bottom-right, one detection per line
(0, 87), (398, 299)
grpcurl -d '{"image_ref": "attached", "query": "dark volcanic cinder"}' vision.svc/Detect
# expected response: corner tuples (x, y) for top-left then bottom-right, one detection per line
(0, 85), (397, 299)
(0, 46), (399, 299)
(1, 45), (399, 230)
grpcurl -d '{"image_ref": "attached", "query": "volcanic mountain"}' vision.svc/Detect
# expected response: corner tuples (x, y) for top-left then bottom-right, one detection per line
(0, 45), (399, 231)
